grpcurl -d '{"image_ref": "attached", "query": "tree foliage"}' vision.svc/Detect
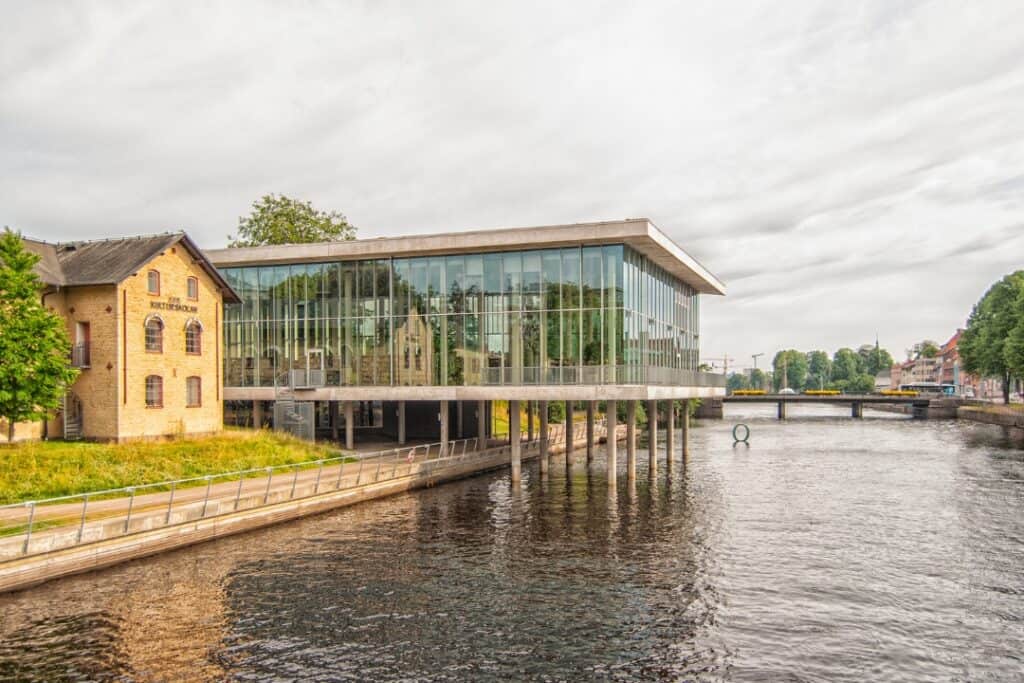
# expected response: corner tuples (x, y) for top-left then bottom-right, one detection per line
(831, 348), (862, 383)
(959, 271), (1024, 403)
(228, 194), (356, 247)
(727, 372), (750, 392)
(772, 349), (808, 391)
(806, 350), (831, 390)
(749, 368), (767, 390)
(0, 229), (79, 441)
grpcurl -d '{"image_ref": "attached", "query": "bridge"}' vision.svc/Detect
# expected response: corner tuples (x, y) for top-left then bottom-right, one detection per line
(713, 394), (963, 419)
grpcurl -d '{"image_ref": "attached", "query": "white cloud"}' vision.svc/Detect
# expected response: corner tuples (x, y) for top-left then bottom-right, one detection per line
(2, 0), (1023, 367)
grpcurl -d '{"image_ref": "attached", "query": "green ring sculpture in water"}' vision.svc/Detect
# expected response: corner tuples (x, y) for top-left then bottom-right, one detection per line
(732, 423), (750, 444)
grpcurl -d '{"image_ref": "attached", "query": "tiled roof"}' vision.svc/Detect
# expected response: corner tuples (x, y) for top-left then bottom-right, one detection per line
(23, 232), (240, 303)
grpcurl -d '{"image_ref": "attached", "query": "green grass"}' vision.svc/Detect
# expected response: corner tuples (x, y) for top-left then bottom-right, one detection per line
(0, 429), (344, 505)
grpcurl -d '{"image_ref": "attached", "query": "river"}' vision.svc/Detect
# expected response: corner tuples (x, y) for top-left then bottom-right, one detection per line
(1, 405), (1022, 681)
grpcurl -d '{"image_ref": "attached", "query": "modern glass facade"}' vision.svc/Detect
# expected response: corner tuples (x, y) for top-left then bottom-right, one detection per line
(222, 245), (701, 387)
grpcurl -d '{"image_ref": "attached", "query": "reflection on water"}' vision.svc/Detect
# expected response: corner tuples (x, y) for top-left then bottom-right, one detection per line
(1, 404), (1022, 681)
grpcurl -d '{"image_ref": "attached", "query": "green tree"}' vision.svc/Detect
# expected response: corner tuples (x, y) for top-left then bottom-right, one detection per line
(860, 343), (894, 376)
(0, 229), (79, 441)
(749, 368), (767, 390)
(727, 372), (750, 393)
(913, 340), (940, 359)
(772, 349), (807, 391)
(1006, 287), (1024, 382)
(831, 348), (862, 383)
(806, 350), (831, 390)
(846, 373), (876, 394)
(960, 271), (1024, 404)
(229, 194), (356, 247)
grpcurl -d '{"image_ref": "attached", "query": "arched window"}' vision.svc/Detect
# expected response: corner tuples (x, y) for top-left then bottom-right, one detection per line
(145, 375), (163, 408)
(145, 315), (164, 353)
(185, 319), (202, 355)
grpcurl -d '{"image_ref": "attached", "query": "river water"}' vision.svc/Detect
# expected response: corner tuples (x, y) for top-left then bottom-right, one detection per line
(1, 405), (1022, 681)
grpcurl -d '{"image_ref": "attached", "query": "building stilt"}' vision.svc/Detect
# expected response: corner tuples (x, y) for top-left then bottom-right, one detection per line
(606, 400), (617, 488)
(344, 400), (354, 450)
(665, 400), (675, 473)
(586, 401), (595, 463)
(626, 400), (637, 482)
(439, 400), (449, 458)
(397, 400), (406, 445)
(510, 399), (521, 484)
(565, 401), (575, 465)
(647, 400), (658, 476)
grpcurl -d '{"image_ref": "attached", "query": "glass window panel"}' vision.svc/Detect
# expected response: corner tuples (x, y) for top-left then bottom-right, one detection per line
(582, 247), (602, 309)
(542, 250), (561, 310)
(561, 248), (580, 310)
(446, 255), (465, 314)
(483, 254), (502, 295)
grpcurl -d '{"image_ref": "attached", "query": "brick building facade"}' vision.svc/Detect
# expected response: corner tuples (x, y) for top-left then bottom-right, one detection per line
(2, 233), (239, 442)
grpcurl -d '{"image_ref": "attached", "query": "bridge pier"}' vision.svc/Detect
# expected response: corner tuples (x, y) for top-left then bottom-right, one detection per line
(665, 400), (675, 473)
(586, 401), (595, 464)
(539, 401), (549, 475)
(606, 400), (617, 487)
(777, 401), (787, 420)
(626, 400), (637, 481)
(681, 400), (690, 459)
(647, 400), (658, 476)
(852, 402), (863, 418)
(565, 401), (575, 465)
(509, 399), (520, 484)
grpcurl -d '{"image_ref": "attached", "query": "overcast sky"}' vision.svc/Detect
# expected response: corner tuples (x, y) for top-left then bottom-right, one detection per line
(3, 1), (1023, 370)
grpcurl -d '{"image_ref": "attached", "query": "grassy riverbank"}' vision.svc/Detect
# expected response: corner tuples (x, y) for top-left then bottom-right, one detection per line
(0, 429), (344, 504)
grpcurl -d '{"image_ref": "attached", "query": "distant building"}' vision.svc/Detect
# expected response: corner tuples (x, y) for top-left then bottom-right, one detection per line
(3, 233), (240, 443)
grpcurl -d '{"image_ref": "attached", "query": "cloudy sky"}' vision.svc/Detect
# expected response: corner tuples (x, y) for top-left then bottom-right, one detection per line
(3, 1), (1023, 369)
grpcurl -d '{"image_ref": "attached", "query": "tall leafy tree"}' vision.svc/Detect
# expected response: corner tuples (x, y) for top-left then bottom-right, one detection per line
(863, 343), (894, 376)
(831, 348), (862, 383)
(749, 368), (767, 390)
(228, 194), (356, 247)
(806, 350), (832, 390)
(772, 349), (808, 391)
(0, 229), (79, 441)
(1005, 286), (1024, 383)
(960, 271), (1024, 403)
(727, 372), (750, 392)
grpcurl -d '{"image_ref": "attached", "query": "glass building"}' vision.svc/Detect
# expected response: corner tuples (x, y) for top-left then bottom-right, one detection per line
(220, 244), (707, 389)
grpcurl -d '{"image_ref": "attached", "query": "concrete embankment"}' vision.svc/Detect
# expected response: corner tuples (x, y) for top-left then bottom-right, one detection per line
(0, 427), (623, 594)
(957, 406), (1024, 429)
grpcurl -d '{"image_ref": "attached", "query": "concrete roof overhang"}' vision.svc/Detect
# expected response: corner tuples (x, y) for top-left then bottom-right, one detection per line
(207, 218), (725, 296)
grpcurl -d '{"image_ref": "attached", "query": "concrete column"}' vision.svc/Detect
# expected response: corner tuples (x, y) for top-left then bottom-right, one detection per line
(330, 401), (339, 441)
(606, 400), (617, 488)
(457, 400), (465, 438)
(439, 400), (449, 458)
(626, 400), (637, 482)
(478, 400), (487, 446)
(665, 400), (675, 473)
(647, 400), (658, 476)
(344, 400), (354, 450)
(565, 401), (575, 465)
(510, 399), (521, 484)
(778, 401), (787, 420)
(852, 402), (863, 419)
(539, 400), (549, 475)
(682, 400), (690, 459)
(586, 401), (595, 463)
(527, 401), (534, 442)
(397, 400), (406, 445)
(253, 400), (263, 430)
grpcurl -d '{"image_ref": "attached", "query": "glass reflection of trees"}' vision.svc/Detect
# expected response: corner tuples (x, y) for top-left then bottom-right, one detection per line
(223, 245), (699, 387)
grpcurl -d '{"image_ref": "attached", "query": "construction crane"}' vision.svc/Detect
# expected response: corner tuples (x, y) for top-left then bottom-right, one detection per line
(751, 353), (764, 370)
(704, 355), (735, 374)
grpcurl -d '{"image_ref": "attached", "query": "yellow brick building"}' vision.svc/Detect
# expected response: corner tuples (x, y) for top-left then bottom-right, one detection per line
(2, 233), (239, 442)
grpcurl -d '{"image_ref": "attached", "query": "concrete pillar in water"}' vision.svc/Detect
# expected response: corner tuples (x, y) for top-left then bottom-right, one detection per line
(626, 400), (637, 481)
(510, 399), (521, 484)
(606, 400), (617, 488)
(397, 400), (406, 445)
(439, 400), (449, 458)
(527, 401), (534, 442)
(647, 400), (658, 476)
(852, 402), (863, 419)
(253, 400), (263, 430)
(586, 401), (595, 463)
(457, 400), (465, 438)
(565, 401), (575, 465)
(539, 400), (549, 475)
(330, 401), (339, 441)
(682, 400), (691, 459)
(344, 400), (354, 450)
(478, 400), (487, 447)
(778, 401), (787, 420)
(665, 400), (675, 472)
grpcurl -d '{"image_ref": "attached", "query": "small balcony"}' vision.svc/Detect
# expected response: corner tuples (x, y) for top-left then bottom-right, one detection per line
(70, 342), (91, 368)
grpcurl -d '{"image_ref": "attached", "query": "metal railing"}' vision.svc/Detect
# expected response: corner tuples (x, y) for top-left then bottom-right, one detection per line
(0, 419), (609, 562)
(70, 342), (90, 368)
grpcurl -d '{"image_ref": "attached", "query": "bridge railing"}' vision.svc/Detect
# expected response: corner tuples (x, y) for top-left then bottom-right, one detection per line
(0, 419), (609, 563)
